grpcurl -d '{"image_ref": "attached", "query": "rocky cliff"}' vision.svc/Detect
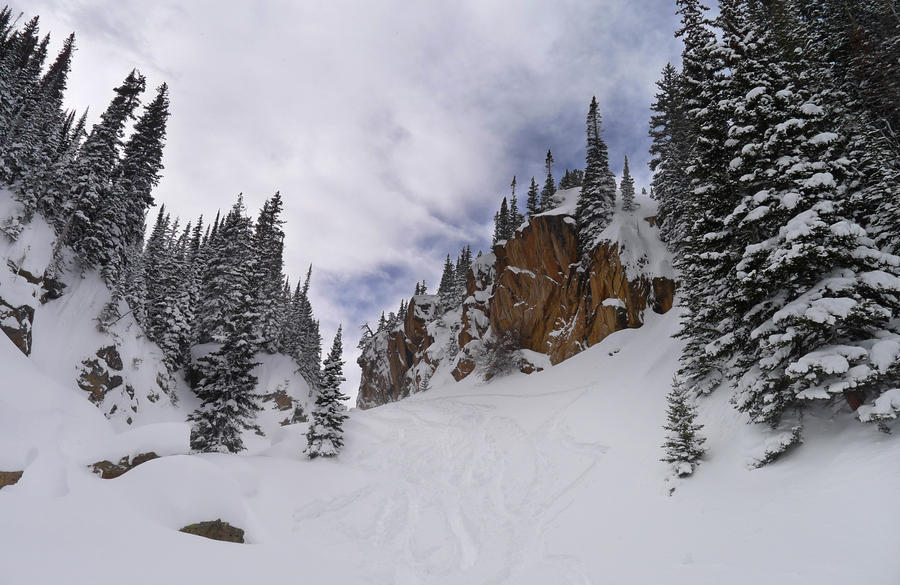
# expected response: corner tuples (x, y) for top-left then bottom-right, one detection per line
(357, 192), (676, 409)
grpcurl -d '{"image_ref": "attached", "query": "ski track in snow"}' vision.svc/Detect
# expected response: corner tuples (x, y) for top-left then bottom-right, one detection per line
(287, 381), (612, 583)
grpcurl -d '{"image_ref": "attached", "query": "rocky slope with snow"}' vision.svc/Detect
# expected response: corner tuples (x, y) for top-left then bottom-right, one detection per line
(358, 189), (676, 409)
(0, 189), (312, 431)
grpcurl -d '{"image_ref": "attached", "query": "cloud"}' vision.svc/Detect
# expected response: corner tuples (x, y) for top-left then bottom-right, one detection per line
(15, 0), (683, 400)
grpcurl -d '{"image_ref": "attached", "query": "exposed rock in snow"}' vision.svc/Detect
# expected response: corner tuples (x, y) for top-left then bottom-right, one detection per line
(357, 191), (676, 409)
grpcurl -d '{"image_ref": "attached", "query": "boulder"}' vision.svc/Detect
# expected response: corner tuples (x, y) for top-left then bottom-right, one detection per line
(179, 519), (245, 543)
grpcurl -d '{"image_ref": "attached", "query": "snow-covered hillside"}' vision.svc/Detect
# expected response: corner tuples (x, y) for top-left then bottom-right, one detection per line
(3, 302), (898, 584)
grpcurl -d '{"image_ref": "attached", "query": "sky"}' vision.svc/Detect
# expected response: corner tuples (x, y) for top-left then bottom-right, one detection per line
(14, 0), (683, 401)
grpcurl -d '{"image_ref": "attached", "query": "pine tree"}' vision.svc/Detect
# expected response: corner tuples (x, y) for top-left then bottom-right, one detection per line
(419, 372), (431, 393)
(508, 176), (524, 230)
(575, 96), (616, 253)
(188, 217), (262, 453)
(492, 197), (510, 244)
(669, 0), (740, 399)
(540, 149), (557, 210)
(648, 63), (690, 246)
(61, 69), (146, 271)
(526, 177), (540, 218)
(253, 192), (286, 352)
(661, 380), (706, 476)
(620, 156), (635, 211)
(104, 82), (170, 277)
(306, 326), (349, 459)
(437, 253), (455, 309)
(453, 245), (472, 304)
(713, 1), (900, 429)
(3, 32), (74, 217)
(197, 195), (255, 343)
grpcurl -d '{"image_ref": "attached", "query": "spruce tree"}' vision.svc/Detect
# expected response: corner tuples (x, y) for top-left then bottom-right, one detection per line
(492, 197), (510, 244)
(620, 156), (635, 211)
(661, 381), (706, 476)
(306, 326), (349, 459)
(575, 96), (616, 253)
(197, 195), (255, 343)
(437, 254), (455, 309)
(61, 70), (146, 271)
(188, 219), (262, 453)
(648, 63), (690, 246)
(253, 192), (287, 352)
(508, 176), (524, 230)
(526, 177), (540, 218)
(540, 149), (557, 210)
(3, 32), (74, 217)
(670, 0), (738, 398)
(735, 2), (898, 427)
(105, 82), (170, 276)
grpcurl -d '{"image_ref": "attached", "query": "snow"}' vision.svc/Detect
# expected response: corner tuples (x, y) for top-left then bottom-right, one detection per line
(809, 132), (839, 145)
(3, 306), (900, 584)
(3, 192), (900, 585)
(746, 86), (766, 100)
(804, 172), (836, 188)
(858, 389), (900, 423)
(800, 103), (824, 116)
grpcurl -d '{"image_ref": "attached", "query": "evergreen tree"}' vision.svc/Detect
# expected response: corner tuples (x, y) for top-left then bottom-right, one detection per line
(669, 0), (739, 400)
(575, 96), (616, 253)
(525, 177), (540, 218)
(492, 197), (510, 244)
(2, 32), (74, 216)
(508, 176), (524, 230)
(197, 195), (255, 343)
(648, 63), (690, 246)
(716, 1), (900, 429)
(306, 326), (349, 459)
(661, 381), (706, 476)
(620, 156), (635, 211)
(453, 245), (472, 304)
(540, 149), (557, 210)
(105, 82), (170, 276)
(253, 191), (286, 352)
(437, 253), (455, 309)
(188, 204), (261, 453)
(61, 70), (146, 271)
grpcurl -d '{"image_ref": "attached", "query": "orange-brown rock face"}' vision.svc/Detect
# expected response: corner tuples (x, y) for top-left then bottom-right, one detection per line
(358, 210), (676, 409)
(464, 212), (675, 368)
(356, 295), (440, 410)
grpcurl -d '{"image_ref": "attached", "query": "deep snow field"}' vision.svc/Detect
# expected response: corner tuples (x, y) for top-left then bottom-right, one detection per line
(2, 301), (899, 585)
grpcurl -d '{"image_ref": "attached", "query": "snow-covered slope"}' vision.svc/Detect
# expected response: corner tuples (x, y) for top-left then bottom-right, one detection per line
(3, 304), (898, 584)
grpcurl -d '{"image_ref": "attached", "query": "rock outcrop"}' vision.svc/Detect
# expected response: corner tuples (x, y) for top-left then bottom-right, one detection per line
(77, 345), (128, 405)
(0, 297), (33, 355)
(0, 258), (65, 355)
(0, 470), (23, 489)
(179, 520), (245, 543)
(90, 452), (160, 479)
(357, 201), (676, 410)
(357, 295), (440, 409)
